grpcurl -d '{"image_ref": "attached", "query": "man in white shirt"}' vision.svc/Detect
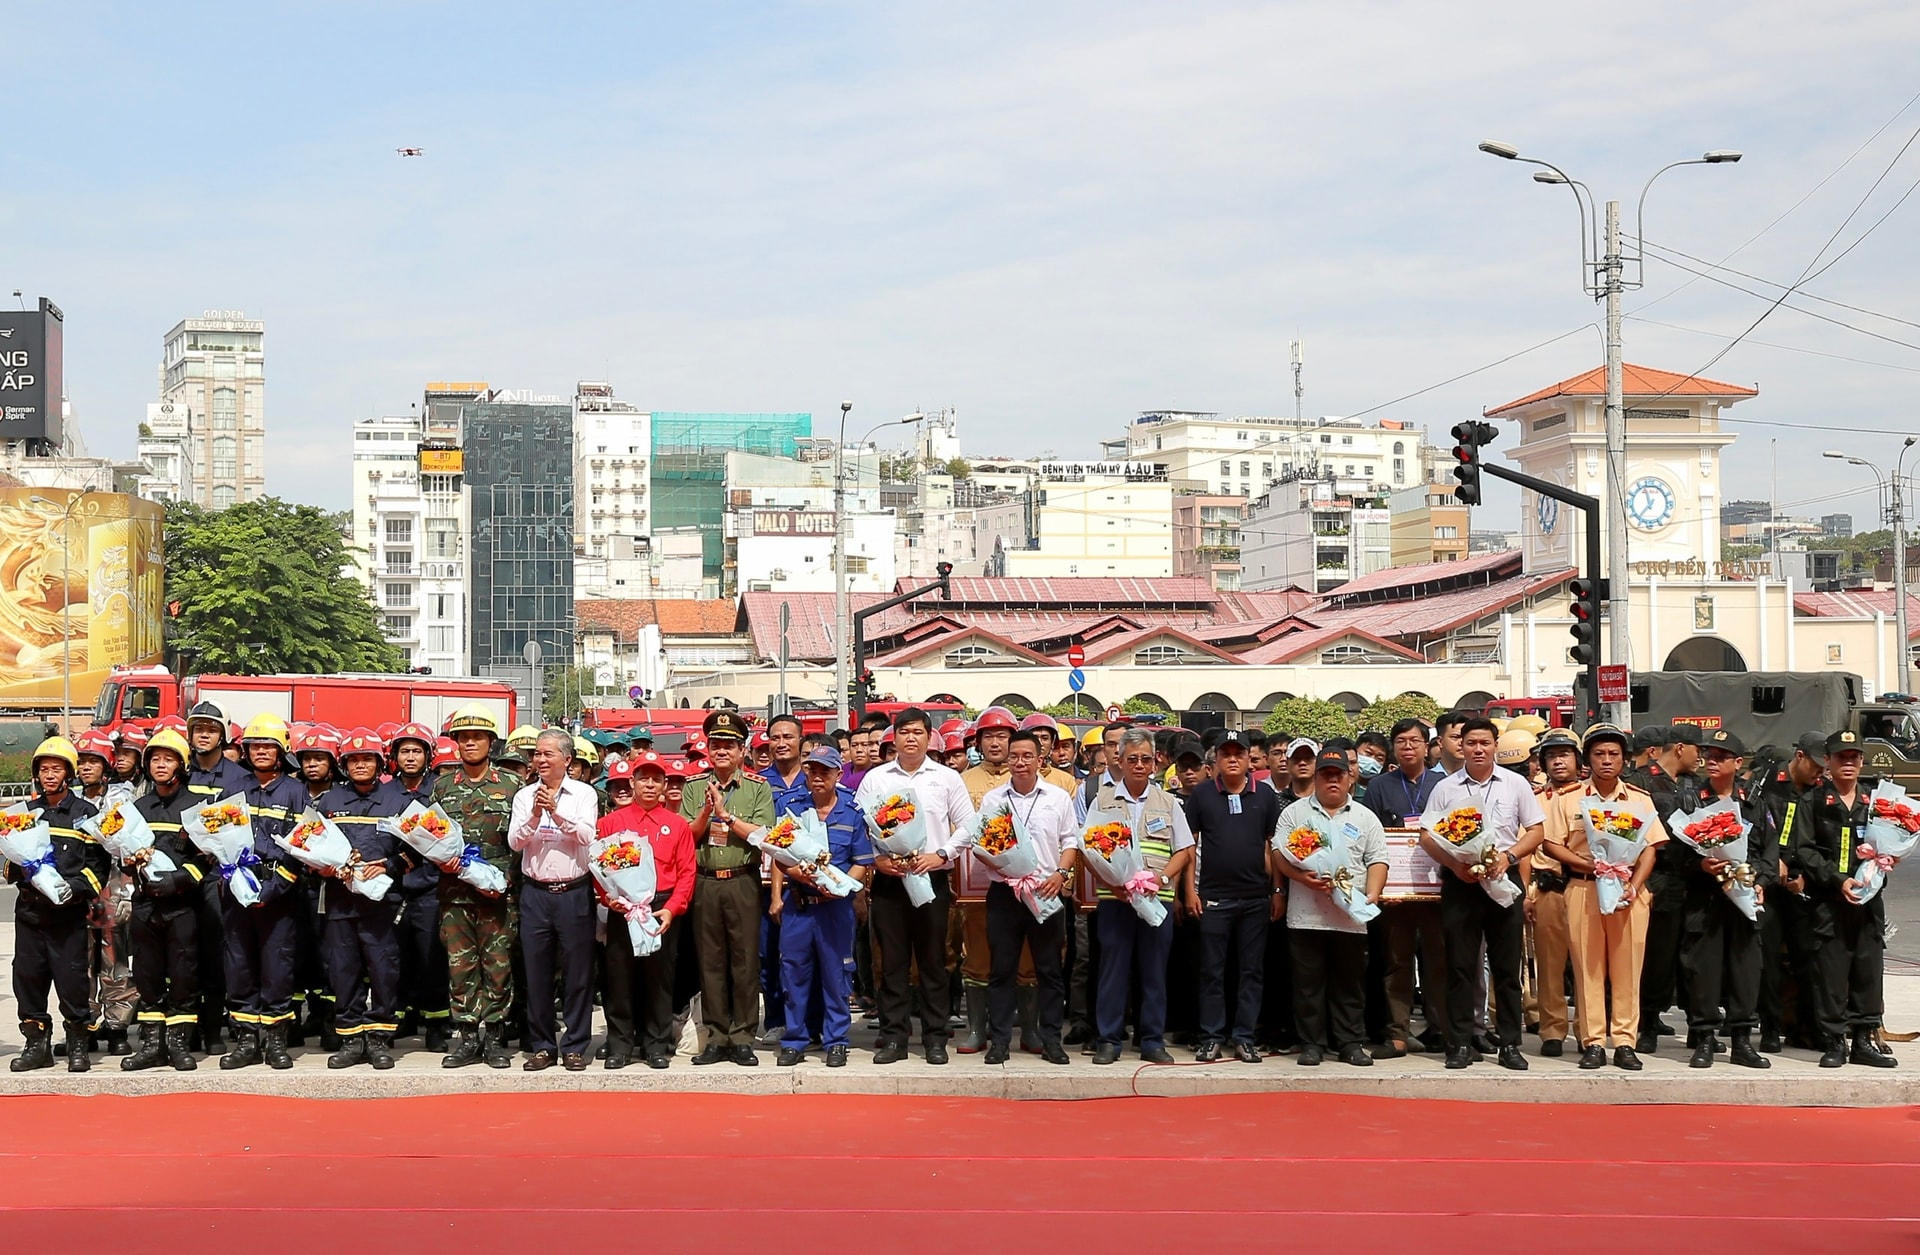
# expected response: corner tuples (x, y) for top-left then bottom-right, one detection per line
(970, 730), (1079, 1065)
(855, 708), (976, 1065)
(508, 728), (603, 1071)
(1418, 716), (1544, 1071)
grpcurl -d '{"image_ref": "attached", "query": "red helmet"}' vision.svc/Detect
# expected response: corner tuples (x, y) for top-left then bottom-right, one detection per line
(227, 722), (243, 744)
(605, 757), (636, 784)
(938, 718), (967, 739)
(115, 725), (150, 752)
(155, 715), (189, 737)
(433, 737), (458, 768)
(376, 722), (402, 741)
(879, 726), (896, 745)
(926, 731), (948, 754)
(293, 727), (340, 759)
(74, 730), (115, 762)
(390, 722), (435, 753)
(338, 728), (387, 759)
(1018, 712), (1056, 733)
(974, 706), (1018, 732)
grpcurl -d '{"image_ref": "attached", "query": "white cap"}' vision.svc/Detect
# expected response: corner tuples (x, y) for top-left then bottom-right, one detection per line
(1284, 736), (1319, 758)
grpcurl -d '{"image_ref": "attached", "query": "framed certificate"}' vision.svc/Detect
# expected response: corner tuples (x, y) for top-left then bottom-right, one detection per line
(1380, 828), (1444, 902)
(952, 850), (1100, 909)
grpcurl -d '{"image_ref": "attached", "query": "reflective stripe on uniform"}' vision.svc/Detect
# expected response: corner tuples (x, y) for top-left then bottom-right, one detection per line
(1840, 825), (1852, 875)
(1779, 801), (1797, 849)
(82, 868), (101, 894)
(185, 864), (203, 882)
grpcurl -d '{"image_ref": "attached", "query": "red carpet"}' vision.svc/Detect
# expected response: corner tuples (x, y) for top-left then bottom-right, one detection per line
(1, 1092), (1916, 1248)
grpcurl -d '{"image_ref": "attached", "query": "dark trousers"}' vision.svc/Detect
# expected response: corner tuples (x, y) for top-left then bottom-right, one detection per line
(780, 896), (857, 1049)
(1257, 915), (1296, 1046)
(1757, 891), (1788, 1036)
(869, 869), (952, 1047)
(518, 879), (595, 1057)
(605, 894), (683, 1057)
(759, 883), (786, 1031)
(1066, 906), (1093, 1030)
(1682, 893), (1762, 1035)
(985, 882), (1066, 1048)
(1292, 927), (1369, 1050)
(13, 909), (90, 1027)
(396, 890), (449, 1029)
(1165, 912), (1202, 1039)
(1095, 899), (1173, 1052)
(1811, 898), (1886, 1042)
(693, 872), (762, 1048)
(1381, 900), (1448, 1043)
(223, 885), (297, 1027)
(291, 875), (327, 1019)
(1198, 897), (1267, 1045)
(130, 900), (198, 1022)
(193, 875), (227, 1031)
(1440, 872), (1524, 1049)
(323, 895), (401, 1035)
(1639, 874), (1685, 1022)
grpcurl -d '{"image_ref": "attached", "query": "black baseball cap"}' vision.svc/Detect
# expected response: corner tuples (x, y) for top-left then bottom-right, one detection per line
(1825, 729), (1863, 756)
(1171, 735), (1206, 764)
(1314, 750), (1352, 775)
(1667, 723), (1704, 747)
(1631, 726), (1667, 753)
(1215, 729), (1250, 753)
(1793, 731), (1829, 762)
(1704, 728), (1748, 757)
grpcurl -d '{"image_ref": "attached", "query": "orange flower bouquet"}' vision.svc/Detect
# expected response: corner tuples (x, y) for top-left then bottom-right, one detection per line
(1078, 809), (1166, 926)
(81, 799), (175, 883)
(1272, 819), (1378, 924)
(273, 809), (394, 900)
(748, 810), (859, 897)
(969, 799), (1059, 922)
(1421, 802), (1521, 908)
(864, 787), (934, 906)
(590, 833), (662, 953)
(182, 794), (264, 907)
(0, 803), (67, 905)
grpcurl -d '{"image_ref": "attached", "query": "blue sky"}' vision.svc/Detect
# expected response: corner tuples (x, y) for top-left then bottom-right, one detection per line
(8, 1), (1920, 530)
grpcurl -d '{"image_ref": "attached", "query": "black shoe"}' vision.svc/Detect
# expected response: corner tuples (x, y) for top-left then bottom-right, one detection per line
(1195, 1041), (1223, 1063)
(105, 1028), (130, 1056)
(1372, 1040), (1407, 1061)
(1092, 1042), (1121, 1065)
(63, 1022), (91, 1073)
(1472, 1032), (1498, 1055)
(872, 1041), (907, 1065)
(825, 1045), (848, 1068)
(1540, 1039), (1564, 1058)
(776, 1047), (804, 1067)
(924, 1042), (948, 1066)
(260, 1024), (293, 1071)
(1690, 1041), (1715, 1068)
(481, 1026), (513, 1069)
(1339, 1044), (1372, 1067)
(646, 1051), (671, 1070)
(1819, 1041), (1848, 1068)
(167, 1024), (202, 1072)
(443, 1027), (483, 1069)
(1729, 1034), (1771, 1069)
(1635, 1032), (1658, 1054)
(1655, 1018), (1677, 1036)
(1444, 1047), (1473, 1070)
(1041, 1041), (1069, 1065)
(984, 1041), (1010, 1064)
(1613, 1046), (1643, 1071)
(692, 1044), (729, 1066)
(1579, 1046), (1607, 1070)
(11, 1023), (54, 1072)
(122, 1024), (168, 1072)
(327, 1036), (367, 1070)
(1234, 1041), (1262, 1065)
(1760, 1032), (1785, 1054)
(423, 1022), (450, 1053)
(604, 1049), (631, 1071)
(1297, 1044), (1325, 1066)
(1852, 1033), (1898, 1068)
(221, 1029), (262, 1071)
(1064, 1023), (1091, 1045)
(1140, 1046), (1175, 1065)
(731, 1044), (759, 1067)
(1497, 1045), (1529, 1071)
(365, 1033), (395, 1071)
(1415, 1029), (1447, 1054)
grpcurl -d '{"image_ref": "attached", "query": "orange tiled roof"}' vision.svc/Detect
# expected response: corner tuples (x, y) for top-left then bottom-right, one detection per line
(1486, 363), (1758, 416)
(576, 599), (739, 642)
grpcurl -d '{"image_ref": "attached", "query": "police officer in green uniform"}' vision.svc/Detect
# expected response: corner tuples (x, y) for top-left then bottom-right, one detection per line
(1791, 729), (1898, 1069)
(434, 703), (521, 1069)
(681, 710), (776, 1065)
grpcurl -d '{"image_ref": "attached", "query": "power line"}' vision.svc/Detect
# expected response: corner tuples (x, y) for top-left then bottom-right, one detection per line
(1346, 324), (1597, 419)
(1632, 246), (1920, 353)
(1624, 313), (1920, 374)
(1634, 239), (1920, 332)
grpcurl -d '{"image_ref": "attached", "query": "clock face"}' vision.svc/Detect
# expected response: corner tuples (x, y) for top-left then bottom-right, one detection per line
(1536, 494), (1559, 535)
(1627, 476), (1676, 531)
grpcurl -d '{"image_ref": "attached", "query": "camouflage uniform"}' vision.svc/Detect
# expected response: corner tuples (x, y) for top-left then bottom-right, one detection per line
(436, 765), (520, 1033)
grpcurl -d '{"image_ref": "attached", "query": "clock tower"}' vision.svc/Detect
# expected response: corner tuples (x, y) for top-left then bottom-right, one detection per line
(1485, 364), (1755, 577)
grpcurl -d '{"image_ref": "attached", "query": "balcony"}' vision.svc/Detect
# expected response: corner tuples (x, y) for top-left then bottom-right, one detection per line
(1195, 545), (1241, 563)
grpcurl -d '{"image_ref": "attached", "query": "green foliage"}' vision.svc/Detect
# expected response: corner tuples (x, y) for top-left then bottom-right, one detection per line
(1044, 697), (1102, 718)
(1356, 692), (1443, 732)
(1262, 697), (1355, 743)
(543, 664), (600, 723)
(1122, 696), (1174, 720)
(164, 498), (406, 676)
(0, 752), (31, 785)
(945, 457), (972, 480)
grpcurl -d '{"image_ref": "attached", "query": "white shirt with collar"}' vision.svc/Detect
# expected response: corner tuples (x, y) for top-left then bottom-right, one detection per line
(1423, 765), (1545, 852)
(972, 778), (1081, 877)
(855, 755), (976, 862)
(1074, 772), (1195, 852)
(509, 776), (600, 882)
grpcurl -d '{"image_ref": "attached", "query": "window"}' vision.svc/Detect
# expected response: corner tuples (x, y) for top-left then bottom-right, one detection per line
(431, 594), (453, 618)
(212, 436), (236, 479)
(1341, 435), (1353, 446)
(385, 519), (413, 544)
(212, 387), (237, 430)
(1435, 526), (1459, 538)
(1239, 461), (1250, 476)
(1261, 463), (1272, 479)
(1393, 441), (1404, 454)
(1220, 461), (1232, 476)
(383, 583), (412, 608)
(426, 522), (458, 558)
(384, 615), (413, 635)
(385, 549), (413, 575)
(1136, 644), (1190, 666)
(1319, 434), (1331, 444)
(1393, 458), (1405, 478)
(428, 626), (458, 652)
(943, 643), (999, 668)
(1237, 431), (1249, 442)
(1345, 465), (1355, 475)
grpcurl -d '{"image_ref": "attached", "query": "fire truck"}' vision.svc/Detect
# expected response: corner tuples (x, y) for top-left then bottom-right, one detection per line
(90, 665), (517, 737)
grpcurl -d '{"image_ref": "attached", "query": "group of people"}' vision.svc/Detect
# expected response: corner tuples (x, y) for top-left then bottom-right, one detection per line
(2, 697), (1899, 1076)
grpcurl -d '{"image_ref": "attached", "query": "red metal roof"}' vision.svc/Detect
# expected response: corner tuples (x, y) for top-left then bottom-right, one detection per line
(1078, 627), (1245, 667)
(1308, 567), (1576, 642)
(924, 576), (1221, 609)
(1487, 363), (1759, 416)
(1323, 549), (1520, 601)
(1238, 625), (1428, 665)
(1793, 589), (1920, 639)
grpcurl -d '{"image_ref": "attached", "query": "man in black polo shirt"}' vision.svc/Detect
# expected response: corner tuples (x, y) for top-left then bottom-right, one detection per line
(1183, 730), (1284, 1063)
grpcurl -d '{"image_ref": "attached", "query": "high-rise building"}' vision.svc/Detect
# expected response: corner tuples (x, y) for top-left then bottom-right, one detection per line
(650, 412), (811, 583)
(349, 403), (472, 677)
(464, 394), (574, 676)
(573, 381), (652, 597)
(159, 312), (265, 508)
(976, 463), (1174, 578)
(1172, 494), (1244, 591)
(1241, 479), (1392, 593)
(1389, 483), (1471, 567)
(1121, 410), (1433, 500)
(135, 400), (196, 503)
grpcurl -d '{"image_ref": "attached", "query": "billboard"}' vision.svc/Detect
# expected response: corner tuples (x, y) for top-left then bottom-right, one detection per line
(0, 299), (64, 445)
(0, 490), (165, 709)
(418, 446), (464, 474)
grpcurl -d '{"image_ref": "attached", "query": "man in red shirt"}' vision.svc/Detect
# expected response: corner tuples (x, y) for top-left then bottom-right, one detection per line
(598, 753), (696, 1069)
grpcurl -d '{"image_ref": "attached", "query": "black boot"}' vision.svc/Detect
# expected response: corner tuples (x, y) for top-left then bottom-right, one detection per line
(318, 1011), (341, 1053)
(480, 1024), (512, 1069)
(424, 1019), (451, 1053)
(199, 1017), (225, 1056)
(1852, 1029), (1898, 1068)
(1728, 1031), (1770, 1069)
(365, 1032), (395, 1070)
(220, 1027), (262, 1070)
(164, 1023), (200, 1071)
(261, 1023), (293, 1070)
(442, 1024), (483, 1069)
(10, 1021), (54, 1072)
(122, 1023), (168, 1071)
(63, 1021), (92, 1073)
(106, 1027), (131, 1056)
(327, 1035), (367, 1069)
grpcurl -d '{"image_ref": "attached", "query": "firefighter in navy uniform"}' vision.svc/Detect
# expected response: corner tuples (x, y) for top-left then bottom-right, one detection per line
(219, 714), (310, 1070)
(387, 721), (452, 1052)
(288, 725), (342, 1048)
(121, 729), (205, 1071)
(1791, 729), (1898, 1069)
(184, 700), (254, 1053)
(1749, 731), (1828, 1050)
(319, 729), (407, 1069)
(1671, 729), (1772, 1069)
(6, 737), (106, 1072)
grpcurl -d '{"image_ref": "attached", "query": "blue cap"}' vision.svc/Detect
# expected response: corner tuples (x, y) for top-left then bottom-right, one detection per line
(804, 746), (844, 770)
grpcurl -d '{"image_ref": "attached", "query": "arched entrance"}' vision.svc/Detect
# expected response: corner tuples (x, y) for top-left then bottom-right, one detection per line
(1184, 691), (1239, 734)
(1664, 637), (1748, 672)
(1254, 692), (1294, 722)
(988, 693), (1037, 713)
(1328, 691), (1368, 716)
(1455, 690), (1496, 712)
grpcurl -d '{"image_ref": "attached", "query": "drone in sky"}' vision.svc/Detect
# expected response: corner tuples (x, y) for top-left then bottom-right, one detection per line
(396, 147), (424, 157)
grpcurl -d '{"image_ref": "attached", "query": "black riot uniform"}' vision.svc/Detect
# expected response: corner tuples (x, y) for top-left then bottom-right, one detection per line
(1671, 765), (1771, 1063)
(6, 779), (105, 1071)
(1790, 757), (1894, 1064)
(123, 776), (203, 1070)
(1750, 760), (1823, 1047)
(319, 770), (406, 1067)
(1624, 754), (1685, 1049)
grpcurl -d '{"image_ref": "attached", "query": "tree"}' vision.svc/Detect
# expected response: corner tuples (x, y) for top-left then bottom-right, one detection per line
(1122, 696), (1174, 720)
(543, 664), (599, 724)
(165, 498), (406, 675)
(1263, 697), (1355, 743)
(945, 457), (972, 480)
(1356, 692), (1444, 732)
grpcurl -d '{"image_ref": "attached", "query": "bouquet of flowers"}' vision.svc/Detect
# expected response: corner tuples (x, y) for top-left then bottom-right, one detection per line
(747, 810), (861, 899)
(1583, 799), (1654, 915)
(865, 788), (934, 907)
(1272, 821), (1379, 925)
(182, 795), (262, 907)
(1853, 779), (1920, 905)
(0, 805), (70, 905)
(1421, 803), (1521, 908)
(386, 801), (507, 896)
(79, 798), (176, 884)
(965, 801), (1061, 923)
(589, 834), (663, 954)
(1078, 809), (1166, 926)
(1675, 798), (1759, 921)
(273, 810), (395, 900)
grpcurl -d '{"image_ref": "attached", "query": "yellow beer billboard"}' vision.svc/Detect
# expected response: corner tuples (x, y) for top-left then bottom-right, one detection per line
(0, 489), (164, 707)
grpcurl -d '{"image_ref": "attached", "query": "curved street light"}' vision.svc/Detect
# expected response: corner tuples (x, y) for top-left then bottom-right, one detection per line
(1825, 438), (1919, 694)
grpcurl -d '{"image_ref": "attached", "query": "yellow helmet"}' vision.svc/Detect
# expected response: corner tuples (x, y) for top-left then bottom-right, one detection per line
(1080, 726), (1103, 748)
(1508, 713), (1550, 736)
(572, 735), (600, 766)
(1489, 716), (1511, 734)
(144, 728), (191, 767)
(32, 735), (79, 773)
(445, 702), (502, 739)
(1495, 728), (1539, 766)
(506, 725), (541, 753)
(239, 712), (291, 750)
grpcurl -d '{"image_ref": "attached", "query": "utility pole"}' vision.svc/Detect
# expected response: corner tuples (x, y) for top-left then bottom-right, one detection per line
(1895, 467), (1911, 695)
(1602, 200), (1631, 724)
(834, 400), (852, 734)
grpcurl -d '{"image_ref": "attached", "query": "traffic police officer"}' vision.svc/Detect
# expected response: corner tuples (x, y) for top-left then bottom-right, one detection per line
(1672, 729), (1771, 1069)
(6, 737), (106, 1072)
(219, 714), (308, 1070)
(772, 746), (872, 1068)
(122, 729), (204, 1071)
(1528, 728), (1583, 1056)
(434, 704), (520, 1069)
(682, 709), (776, 1065)
(387, 721), (451, 1051)
(319, 728), (407, 1069)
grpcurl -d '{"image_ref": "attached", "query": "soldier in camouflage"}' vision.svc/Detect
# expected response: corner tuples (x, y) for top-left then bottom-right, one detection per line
(435, 703), (520, 1069)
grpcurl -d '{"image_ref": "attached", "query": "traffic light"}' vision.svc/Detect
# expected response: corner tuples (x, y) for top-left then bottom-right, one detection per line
(1450, 421), (1498, 505)
(1568, 577), (1600, 665)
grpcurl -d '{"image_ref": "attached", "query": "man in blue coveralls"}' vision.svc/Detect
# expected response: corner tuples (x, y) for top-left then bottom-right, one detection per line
(772, 746), (872, 1068)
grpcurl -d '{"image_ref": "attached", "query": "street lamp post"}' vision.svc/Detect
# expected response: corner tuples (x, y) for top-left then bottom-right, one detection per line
(1825, 440), (1918, 695)
(1479, 142), (1740, 723)
(834, 409), (923, 733)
